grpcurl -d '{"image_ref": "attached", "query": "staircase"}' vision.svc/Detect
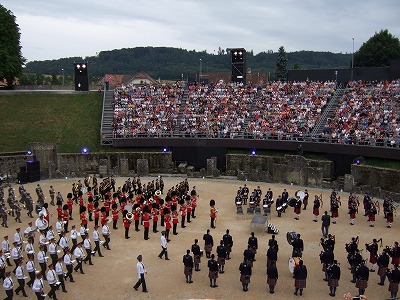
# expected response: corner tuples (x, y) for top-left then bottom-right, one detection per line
(100, 90), (114, 145)
(174, 84), (188, 136)
(311, 88), (346, 137)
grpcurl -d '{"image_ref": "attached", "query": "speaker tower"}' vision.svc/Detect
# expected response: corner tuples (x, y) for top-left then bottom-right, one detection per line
(231, 48), (246, 84)
(74, 61), (89, 91)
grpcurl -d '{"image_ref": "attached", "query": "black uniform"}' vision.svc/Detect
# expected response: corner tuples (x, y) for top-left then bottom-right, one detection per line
(239, 260), (252, 291)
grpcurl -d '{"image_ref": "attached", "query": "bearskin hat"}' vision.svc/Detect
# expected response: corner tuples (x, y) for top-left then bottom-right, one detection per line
(111, 203), (118, 210)
(94, 201), (99, 208)
(171, 204), (177, 212)
(159, 199), (164, 205)
(88, 196), (93, 203)
(78, 191), (83, 197)
(87, 187), (92, 192)
(79, 206), (86, 214)
(56, 200), (62, 206)
(62, 204), (68, 211)
(163, 207), (170, 215)
(143, 206), (150, 213)
(104, 194), (110, 200)
(210, 199), (216, 206)
(113, 193), (118, 199)
(100, 206), (106, 213)
(67, 193), (72, 199)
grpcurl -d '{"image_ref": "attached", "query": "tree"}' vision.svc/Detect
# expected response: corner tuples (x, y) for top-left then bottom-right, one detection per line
(0, 5), (25, 88)
(354, 29), (400, 67)
(276, 46), (287, 81)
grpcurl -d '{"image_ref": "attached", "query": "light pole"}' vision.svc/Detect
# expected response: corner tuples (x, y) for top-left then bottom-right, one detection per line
(199, 58), (202, 83)
(351, 37), (354, 81)
(335, 70), (338, 82)
(61, 68), (65, 86)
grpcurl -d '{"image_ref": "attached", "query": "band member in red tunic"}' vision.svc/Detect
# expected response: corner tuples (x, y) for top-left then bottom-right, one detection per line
(164, 208), (171, 242)
(79, 206), (88, 229)
(171, 205), (179, 235)
(111, 203), (119, 230)
(123, 210), (131, 239)
(78, 191), (84, 208)
(62, 204), (69, 232)
(159, 199), (165, 227)
(93, 201), (100, 228)
(151, 203), (159, 233)
(104, 195), (111, 217)
(180, 199), (187, 228)
(133, 204), (141, 232)
(210, 200), (217, 229)
(56, 201), (63, 219)
(191, 189), (197, 219)
(67, 193), (74, 220)
(87, 197), (94, 222)
(142, 206), (151, 240)
(100, 207), (107, 226)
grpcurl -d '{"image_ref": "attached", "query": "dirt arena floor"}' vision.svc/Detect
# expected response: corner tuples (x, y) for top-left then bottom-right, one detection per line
(1, 176), (398, 300)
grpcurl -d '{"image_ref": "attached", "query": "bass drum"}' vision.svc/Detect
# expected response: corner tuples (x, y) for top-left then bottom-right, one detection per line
(288, 257), (301, 273)
(286, 231), (298, 246)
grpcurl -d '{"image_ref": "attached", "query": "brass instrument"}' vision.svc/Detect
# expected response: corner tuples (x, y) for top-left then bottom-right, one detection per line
(125, 203), (134, 221)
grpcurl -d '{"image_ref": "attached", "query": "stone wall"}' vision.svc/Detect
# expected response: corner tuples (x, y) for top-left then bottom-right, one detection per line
(226, 154), (330, 187)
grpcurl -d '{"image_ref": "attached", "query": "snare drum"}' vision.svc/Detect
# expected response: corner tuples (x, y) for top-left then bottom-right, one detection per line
(288, 257), (301, 273)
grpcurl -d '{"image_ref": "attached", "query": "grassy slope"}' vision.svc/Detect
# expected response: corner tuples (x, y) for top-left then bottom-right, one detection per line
(0, 92), (103, 153)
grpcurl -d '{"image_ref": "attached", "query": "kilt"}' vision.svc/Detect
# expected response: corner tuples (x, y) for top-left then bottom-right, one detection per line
(184, 266), (193, 276)
(378, 266), (387, 277)
(331, 210), (338, 218)
(370, 254), (377, 264)
(303, 199), (308, 206)
(294, 207), (301, 214)
(389, 282), (399, 293)
(294, 279), (307, 289)
(240, 274), (251, 284)
(368, 214), (375, 222)
(267, 277), (277, 286)
(313, 208), (319, 216)
(217, 257), (225, 266)
(355, 279), (368, 289)
(226, 245), (232, 253)
(387, 214), (394, 223)
(194, 255), (201, 264)
(328, 278), (339, 288)
(208, 270), (218, 279)
(392, 257), (400, 265)
(204, 245), (212, 253)
(350, 211), (356, 219)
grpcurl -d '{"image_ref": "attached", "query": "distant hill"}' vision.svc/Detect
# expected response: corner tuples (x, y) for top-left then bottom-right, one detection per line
(24, 47), (351, 81)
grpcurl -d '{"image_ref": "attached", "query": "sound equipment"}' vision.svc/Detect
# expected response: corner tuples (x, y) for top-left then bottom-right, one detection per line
(74, 62), (89, 91)
(231, 48), (246, 84)
(27, 160), (40, 182)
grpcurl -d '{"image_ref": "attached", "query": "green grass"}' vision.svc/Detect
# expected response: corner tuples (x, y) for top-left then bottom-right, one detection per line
(364, 158), (400, 170)
(0, 92), (103, 153)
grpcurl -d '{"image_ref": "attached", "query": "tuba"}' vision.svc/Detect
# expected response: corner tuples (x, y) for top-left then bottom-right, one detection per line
(125, 203), (134, 221)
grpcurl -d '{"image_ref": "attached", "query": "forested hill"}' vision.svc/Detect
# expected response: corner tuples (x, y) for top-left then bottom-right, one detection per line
(24, 47), (352, 80)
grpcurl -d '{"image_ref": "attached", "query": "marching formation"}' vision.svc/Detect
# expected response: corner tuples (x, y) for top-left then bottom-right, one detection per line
(0, 176), (201, 298)
(235, 184), (399, 298)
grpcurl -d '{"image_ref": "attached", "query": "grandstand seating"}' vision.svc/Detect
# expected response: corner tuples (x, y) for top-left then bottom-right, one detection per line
(108, 79), (400, 148)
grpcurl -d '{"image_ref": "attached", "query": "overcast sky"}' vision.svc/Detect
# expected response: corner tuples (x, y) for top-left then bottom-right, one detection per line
(2, 0), (400, 62)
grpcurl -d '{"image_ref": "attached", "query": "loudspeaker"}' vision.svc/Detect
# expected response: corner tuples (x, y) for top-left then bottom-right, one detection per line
(27, 161), (40, 182)
(18, 171), (28, 184)
(231, 48), (246, 83)
(74, 62), (89, 91)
